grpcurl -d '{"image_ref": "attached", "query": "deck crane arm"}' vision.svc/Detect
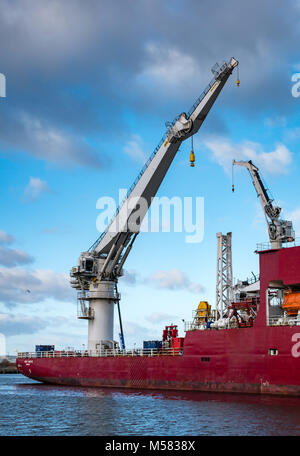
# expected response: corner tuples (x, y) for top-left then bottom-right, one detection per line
(70, 57), (238, 351)
(71, 57), (238, 292)
(232, 159), (294, 248)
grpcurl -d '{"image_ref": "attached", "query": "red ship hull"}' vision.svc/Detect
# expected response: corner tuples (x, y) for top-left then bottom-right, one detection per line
(17, 246), (300, 395)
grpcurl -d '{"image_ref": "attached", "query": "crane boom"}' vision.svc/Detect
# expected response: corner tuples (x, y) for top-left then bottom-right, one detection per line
(70, 57), (238, 352)
(79, 57), (238, 279)
(232, 159), (294, 248)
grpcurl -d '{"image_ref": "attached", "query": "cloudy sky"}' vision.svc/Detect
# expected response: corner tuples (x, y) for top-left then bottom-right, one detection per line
(1, 0), (300, 353)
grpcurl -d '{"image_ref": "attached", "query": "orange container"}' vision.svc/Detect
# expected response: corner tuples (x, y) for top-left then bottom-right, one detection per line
(282, 291), (300, 316)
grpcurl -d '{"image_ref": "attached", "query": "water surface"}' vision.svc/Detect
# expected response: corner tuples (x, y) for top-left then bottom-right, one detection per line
(1, 375), (300, 436)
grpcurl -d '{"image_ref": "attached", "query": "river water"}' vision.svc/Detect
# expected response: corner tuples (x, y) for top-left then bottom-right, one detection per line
(1, 374), (300, 436)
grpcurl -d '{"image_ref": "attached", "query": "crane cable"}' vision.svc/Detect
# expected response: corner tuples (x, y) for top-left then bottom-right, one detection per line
(232, 162), (235, 192)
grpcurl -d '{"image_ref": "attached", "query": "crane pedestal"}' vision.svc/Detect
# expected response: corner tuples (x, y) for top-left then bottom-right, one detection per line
(86, 281), (117, 351)
(270, 240), (282, 249)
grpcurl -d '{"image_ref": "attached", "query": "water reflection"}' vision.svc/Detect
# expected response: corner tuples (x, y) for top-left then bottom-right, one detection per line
(15, 378), (300, 407)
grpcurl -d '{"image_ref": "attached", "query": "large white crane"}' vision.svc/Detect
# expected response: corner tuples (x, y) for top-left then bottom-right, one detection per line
(70, 57), (239, 352)
(232, 159), (294, 249)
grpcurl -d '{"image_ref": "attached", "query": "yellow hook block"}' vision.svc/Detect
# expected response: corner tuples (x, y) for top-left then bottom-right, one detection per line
(190, 150), (195, 167)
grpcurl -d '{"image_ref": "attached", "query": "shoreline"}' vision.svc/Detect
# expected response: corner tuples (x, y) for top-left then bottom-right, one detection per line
(0, 361), (18, 374)
(0, 367), (18, 374)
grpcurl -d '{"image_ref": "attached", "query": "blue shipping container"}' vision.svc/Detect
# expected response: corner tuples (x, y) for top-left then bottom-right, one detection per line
(143, 340), (162, 349)
(35, 345), (55, 352)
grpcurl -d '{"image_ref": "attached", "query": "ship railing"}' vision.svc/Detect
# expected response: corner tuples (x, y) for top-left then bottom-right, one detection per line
(256, 237), (300, 252)
(17, 347), (183, 359)
(184, 320), (242, 331)
(184, 321), (208, 332)
(268, 316), (300, 327)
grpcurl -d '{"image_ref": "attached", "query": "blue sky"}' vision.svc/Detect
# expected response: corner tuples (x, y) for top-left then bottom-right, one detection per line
(1, 0), (300, 353)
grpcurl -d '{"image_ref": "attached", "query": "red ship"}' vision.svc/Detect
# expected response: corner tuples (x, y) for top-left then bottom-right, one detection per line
(17, 245), (300, 395)
(16, 57), (300, 395)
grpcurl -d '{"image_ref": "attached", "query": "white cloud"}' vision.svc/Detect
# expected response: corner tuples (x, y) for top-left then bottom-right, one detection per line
(0, 312), (68, 336)
(120, 269), (139, 285)
(122, 321), (152, 337)
(203, 137), (292, 175)
(0, 246), (34, 267)
(1, 111), (103, 169)
(145, 312), (179, 325)
(22, 113), (79, 163)
(139, 43), (202, 90)
(0, 230), (34, 267)
(0, 313), (47, 336)
(147, 268), (204, 294)
(284, 127), (300, 141)
(0, 267), (73, 307)
(42, 227), (60, 234)
(264, 116), (287, 128)
(0, 231), (14, 245)
(258, 144), (292, 174)
(24, 177), (50, 201)
(285, 207), (300, 237)
(0, 0), (97, 70)
(121, 268), (204, 295)
(118, 321), (154, 348)
(123, 134), (147, 162)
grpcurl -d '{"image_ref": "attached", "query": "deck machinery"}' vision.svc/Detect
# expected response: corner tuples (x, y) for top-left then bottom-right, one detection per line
(230, 160), (299, 327)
